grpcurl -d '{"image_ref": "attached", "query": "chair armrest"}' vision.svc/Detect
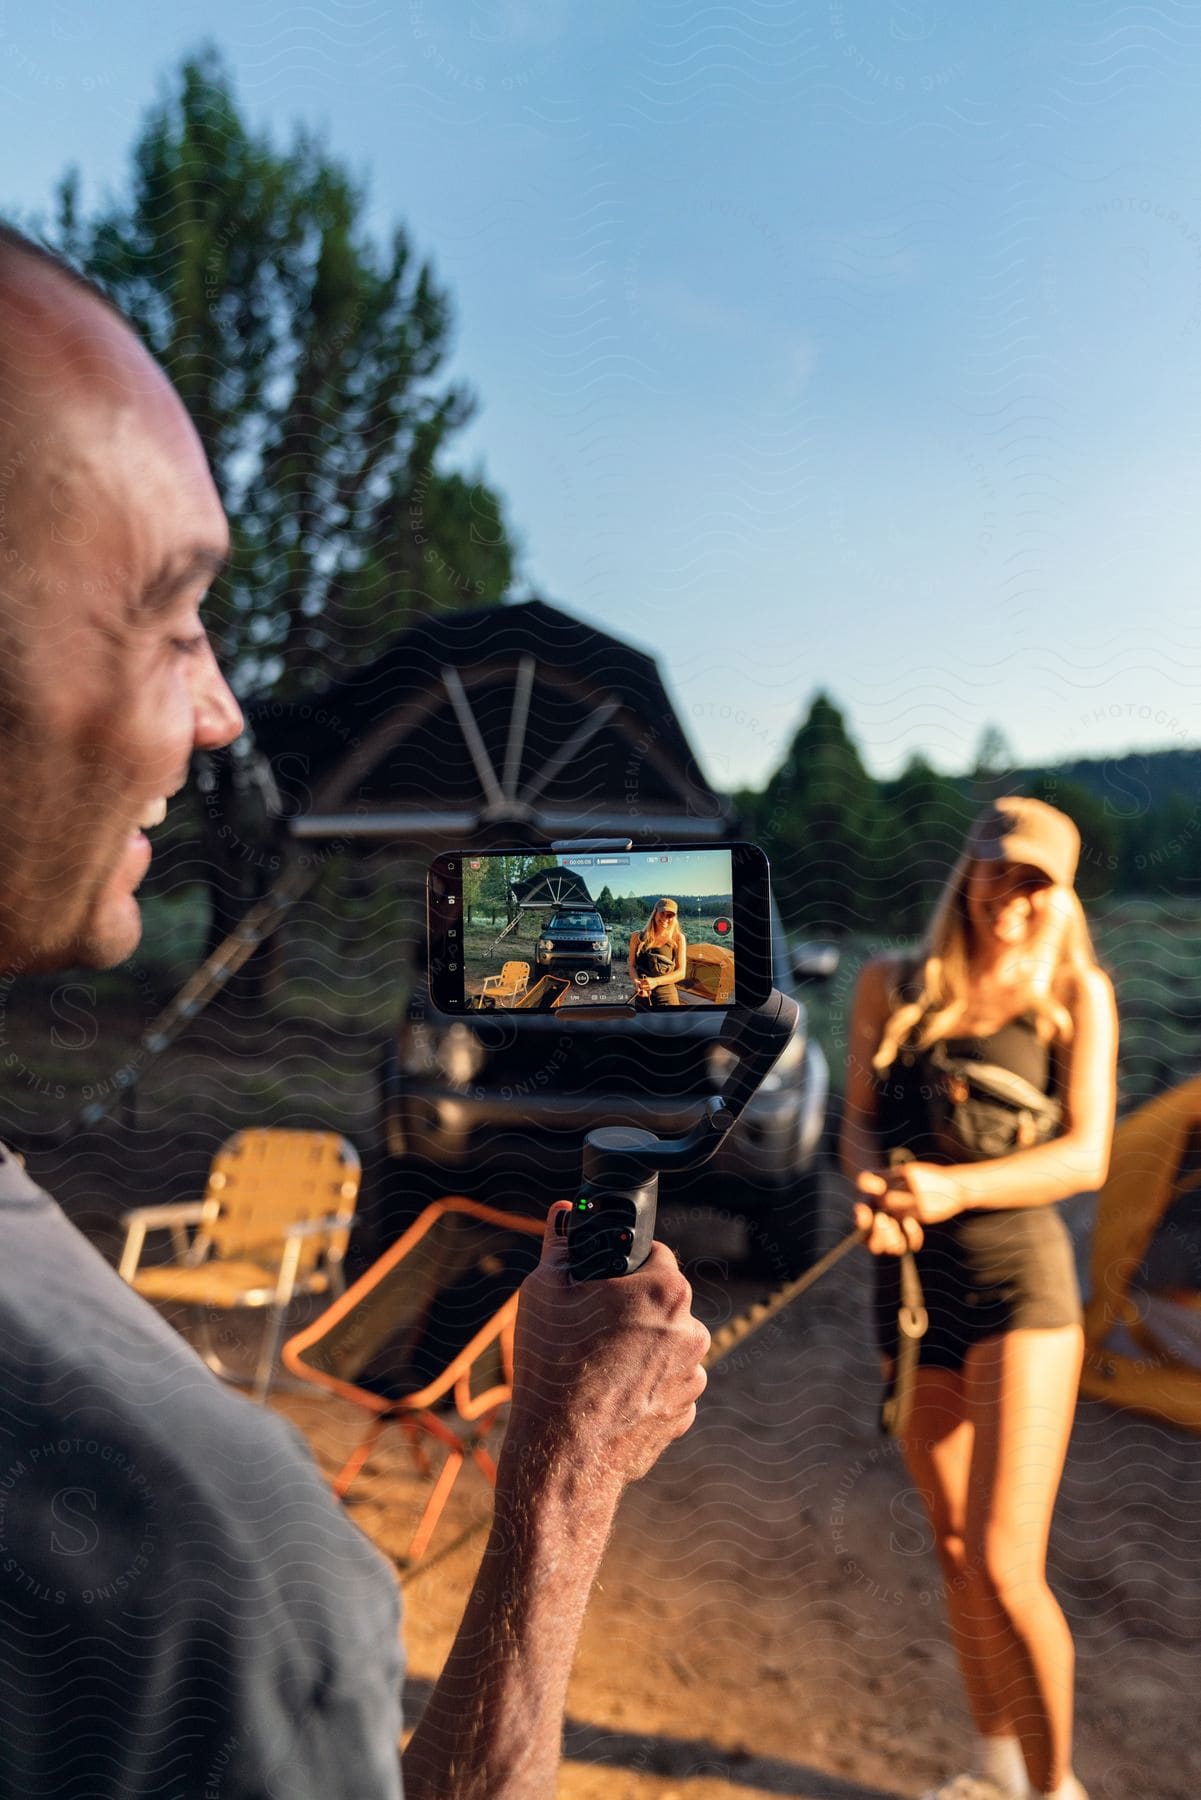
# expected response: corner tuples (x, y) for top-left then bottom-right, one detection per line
(120, 1202), (208, 1229)
(118, 1202), (209, 1283)
(274, 1214), (357, 1306)
(282, 1212), (357, 1241)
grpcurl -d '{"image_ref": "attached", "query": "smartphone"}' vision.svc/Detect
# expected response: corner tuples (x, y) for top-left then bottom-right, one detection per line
(427, 842), (772, 1014)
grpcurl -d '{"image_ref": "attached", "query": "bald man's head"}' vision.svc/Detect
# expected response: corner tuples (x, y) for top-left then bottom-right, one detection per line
(0, 225), (139, 653)
(0, 223), (241, 973)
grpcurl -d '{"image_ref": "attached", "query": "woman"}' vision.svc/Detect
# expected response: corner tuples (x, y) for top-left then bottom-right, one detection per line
(628, 897), (688, 1006)
(840, 797), (1118, 1800)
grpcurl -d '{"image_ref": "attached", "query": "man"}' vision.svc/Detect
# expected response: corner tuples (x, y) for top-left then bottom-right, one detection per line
(0, 223), (710, 1798)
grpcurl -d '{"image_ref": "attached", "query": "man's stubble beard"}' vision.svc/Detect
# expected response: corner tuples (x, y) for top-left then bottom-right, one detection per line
(0, 692), (138, 974)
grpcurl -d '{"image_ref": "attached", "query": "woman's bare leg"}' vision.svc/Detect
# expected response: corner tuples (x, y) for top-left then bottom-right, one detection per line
(961, 1327), (1083, 1795)
(901, 1366), (1019, 1742)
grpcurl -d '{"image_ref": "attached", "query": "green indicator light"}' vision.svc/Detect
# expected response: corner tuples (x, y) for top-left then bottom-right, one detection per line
(577, 1198), (589, 1211)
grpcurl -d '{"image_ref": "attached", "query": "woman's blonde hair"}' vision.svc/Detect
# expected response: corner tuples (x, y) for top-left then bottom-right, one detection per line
(871, 848), (1102, 1074)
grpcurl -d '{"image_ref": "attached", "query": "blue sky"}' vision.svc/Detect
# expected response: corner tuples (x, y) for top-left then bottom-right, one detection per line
(4, 2), (1201, 792)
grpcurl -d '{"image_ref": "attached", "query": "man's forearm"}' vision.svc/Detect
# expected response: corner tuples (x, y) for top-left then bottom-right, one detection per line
(401, 1436), (619, 1800)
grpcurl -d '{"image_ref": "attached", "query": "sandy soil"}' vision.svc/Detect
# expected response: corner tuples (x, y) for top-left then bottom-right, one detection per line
(262, 1174), (1201, 1800)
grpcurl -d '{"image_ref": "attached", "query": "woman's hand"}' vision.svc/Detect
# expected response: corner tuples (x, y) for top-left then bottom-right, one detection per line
(853, 1172), (925, 1256)
(870, 1161), (968, 1227)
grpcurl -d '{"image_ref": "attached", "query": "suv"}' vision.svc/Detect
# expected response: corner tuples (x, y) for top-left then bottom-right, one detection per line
(377, 898), (829, 1275)
(533, 909), (612, 984)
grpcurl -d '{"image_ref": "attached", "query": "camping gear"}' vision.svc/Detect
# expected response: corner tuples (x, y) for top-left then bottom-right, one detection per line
(1081, 1076), (1201, 1433)
(682, 941), (735, 1004)
(394, 1214), (870, 1586)
(478, 960), (531, 1003)
(283, 1197), (544, 1566)
(119, 1129), (360, 1401)
(246, 598), (726, 849)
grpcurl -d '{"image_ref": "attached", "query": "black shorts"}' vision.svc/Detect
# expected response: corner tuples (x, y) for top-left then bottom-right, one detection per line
(874, 1207), (1082, 1374)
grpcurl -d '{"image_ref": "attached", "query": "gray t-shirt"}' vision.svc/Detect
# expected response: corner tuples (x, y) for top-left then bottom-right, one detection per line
(0, 1143), (404, 1799)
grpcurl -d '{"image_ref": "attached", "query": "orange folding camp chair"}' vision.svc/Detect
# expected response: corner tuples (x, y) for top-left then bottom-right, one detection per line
(282, 1197), (544, 1565)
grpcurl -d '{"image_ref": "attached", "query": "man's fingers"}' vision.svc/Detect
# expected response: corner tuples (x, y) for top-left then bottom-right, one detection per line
(856, 1170), (889, 1197)
(540, 1200), (573, 1269)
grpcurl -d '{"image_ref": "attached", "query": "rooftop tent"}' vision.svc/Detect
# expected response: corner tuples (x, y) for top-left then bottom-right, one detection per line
(1081, 1076), (1201, 1434)
(508, 865), (595, 911)
(245, 599), (730, 849)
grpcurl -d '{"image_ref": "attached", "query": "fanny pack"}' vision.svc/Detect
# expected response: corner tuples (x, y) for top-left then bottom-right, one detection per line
(924, 1039), (1063, 1161)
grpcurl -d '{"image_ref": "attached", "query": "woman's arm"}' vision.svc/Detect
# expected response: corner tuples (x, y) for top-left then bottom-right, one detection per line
(839, 956), (893, 1183)
(881, 966), (1119, 1225)
(841, 957), (921, 1255)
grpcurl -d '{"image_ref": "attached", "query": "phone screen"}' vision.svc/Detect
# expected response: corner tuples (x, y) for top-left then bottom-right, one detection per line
(428, 843), (770, 1013)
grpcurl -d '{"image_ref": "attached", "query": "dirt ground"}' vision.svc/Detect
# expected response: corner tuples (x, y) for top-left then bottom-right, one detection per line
(255, 1175), (1201, 1800)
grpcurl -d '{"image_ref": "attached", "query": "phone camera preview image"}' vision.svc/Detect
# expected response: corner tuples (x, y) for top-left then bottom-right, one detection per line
(456, 849), (738, 1013)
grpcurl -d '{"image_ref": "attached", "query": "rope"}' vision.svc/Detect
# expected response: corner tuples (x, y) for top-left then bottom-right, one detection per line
(701, 1225), (868, 1369)
(398, 1224), (868, 1587)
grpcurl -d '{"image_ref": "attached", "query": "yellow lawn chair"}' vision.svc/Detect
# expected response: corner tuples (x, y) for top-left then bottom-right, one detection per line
(119, 1128), (361, 1402)
(478, 960), (531, 1004)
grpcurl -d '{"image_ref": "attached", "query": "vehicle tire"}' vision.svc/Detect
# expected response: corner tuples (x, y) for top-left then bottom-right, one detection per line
(742, 1160), (824, 1282)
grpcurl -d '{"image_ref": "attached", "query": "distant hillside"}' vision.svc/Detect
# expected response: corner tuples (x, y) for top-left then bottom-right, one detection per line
(1008, 747), (1201, 816)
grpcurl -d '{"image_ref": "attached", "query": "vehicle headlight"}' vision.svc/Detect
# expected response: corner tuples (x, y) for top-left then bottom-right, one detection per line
(400, 1020), (441, 1076)
(400, 1020), (487, 1085)
(537, 938), (552, 953)
(707, 1044), (740, 1089)
(439, 1022), (487, 1086)
(590, 940), (604, 951)
(707, 1024), (807, 1093)
(760, 1025), (807, 1093)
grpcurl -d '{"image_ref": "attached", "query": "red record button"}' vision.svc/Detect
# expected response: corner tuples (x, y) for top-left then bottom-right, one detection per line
(713, 916), (732, 935)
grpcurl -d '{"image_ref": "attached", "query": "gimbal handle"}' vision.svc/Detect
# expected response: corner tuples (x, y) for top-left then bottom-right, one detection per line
(566, 988), (800, 1280)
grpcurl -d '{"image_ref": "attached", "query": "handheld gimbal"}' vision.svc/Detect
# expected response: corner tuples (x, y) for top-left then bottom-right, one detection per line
(565, 987), (800, 1280)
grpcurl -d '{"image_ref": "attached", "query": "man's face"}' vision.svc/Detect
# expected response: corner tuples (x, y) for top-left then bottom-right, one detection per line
(0, 266), (243, 972)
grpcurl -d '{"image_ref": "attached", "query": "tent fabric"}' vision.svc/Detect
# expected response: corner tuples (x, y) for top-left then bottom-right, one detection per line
(244, 599), (727, 841)
(509, 866), (595, 911)
(1081, 1075), (1201, 1434)
(682, 942), (735, 1003)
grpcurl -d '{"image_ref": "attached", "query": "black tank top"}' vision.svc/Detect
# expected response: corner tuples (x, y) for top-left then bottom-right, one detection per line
(874, 1008), (1056, 1166)
(871, 968), (1077, 1312)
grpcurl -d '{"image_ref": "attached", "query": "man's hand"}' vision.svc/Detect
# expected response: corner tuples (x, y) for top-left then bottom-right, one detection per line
(404, 1203), (709, 1800)
(502, 1201), (710, 1498)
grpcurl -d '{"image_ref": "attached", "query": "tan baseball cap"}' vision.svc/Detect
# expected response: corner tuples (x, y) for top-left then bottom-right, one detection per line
(656, 897), (679, 914)
(966, 796), (1080, 888)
